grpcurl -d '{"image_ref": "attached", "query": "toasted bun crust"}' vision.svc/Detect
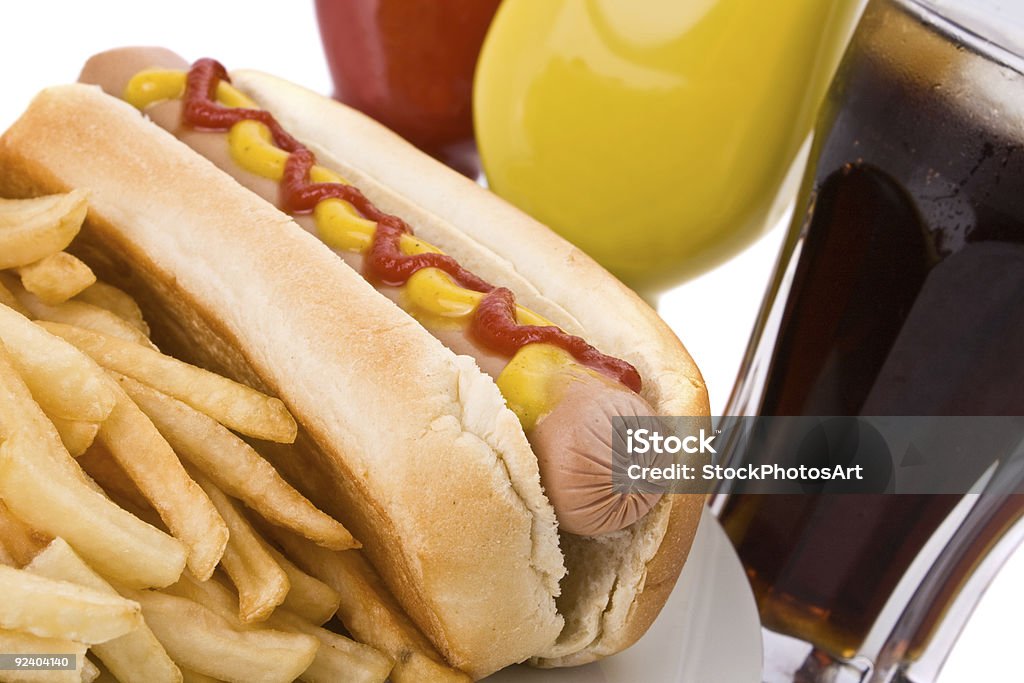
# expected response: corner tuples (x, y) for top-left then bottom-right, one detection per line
(0, 76), (709, 675)
(230, 71), (709, 666)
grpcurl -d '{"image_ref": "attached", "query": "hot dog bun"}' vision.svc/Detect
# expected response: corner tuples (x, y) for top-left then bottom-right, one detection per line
(0, 75), (708, 677)
(225, 72), (710, 666)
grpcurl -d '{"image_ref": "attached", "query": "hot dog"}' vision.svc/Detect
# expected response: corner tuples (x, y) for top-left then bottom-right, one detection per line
(79, 47), (661, 538)
(0, 49), (709, 678)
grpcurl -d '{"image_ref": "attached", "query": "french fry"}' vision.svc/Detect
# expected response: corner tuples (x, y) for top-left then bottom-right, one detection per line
(0, 431), (185, 588)
(169, 574), (390, 683)
(0, 271), (151, 347)
(0, 303), (116, 422)
(0, 340), (184, 587)
(0, 629), (87, 683)
(89, 660), (119, 683)
(76, 444), (157, 524)
(267, 529), (471, 683)
(179, 670), (219, 683)
(160, 571), (244, 621)
(270, 609), (392, 683)
(0, 190), (88, 269)
(48, 417), (98, 458)
(122, 588), (319, 683)
(0, 280), (29, 317)
(74, 282), (149, 336)
(0, 334), (102, 490)
(265, 544), (341, 626)
(20, 299), (152, 348)
(81, 658), (100, 683)
(96, 383), (228, 581)
(188, 471), (288, 623)
(40, 323), (297, 443)
(0, 564), (141, 643)
(26, 538), (182, 683)
(120, 376), (355, 550)
(0, 500), (49, 566)
(15, 252), (96, 304)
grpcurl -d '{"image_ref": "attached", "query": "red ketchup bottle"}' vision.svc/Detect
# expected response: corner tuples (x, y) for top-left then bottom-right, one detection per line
(315, 0), (502, 177)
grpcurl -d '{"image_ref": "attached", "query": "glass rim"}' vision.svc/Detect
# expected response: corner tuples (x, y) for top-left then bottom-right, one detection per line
(901, 0), (1024, 72)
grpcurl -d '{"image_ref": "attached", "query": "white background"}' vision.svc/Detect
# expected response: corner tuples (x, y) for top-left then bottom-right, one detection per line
(0, 1), (1019, 680)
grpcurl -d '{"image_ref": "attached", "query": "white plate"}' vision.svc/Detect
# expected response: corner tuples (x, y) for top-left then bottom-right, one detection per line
(485, 512), (763, 682)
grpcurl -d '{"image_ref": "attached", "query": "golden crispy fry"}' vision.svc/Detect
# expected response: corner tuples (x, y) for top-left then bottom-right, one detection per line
(97, 382), (227, 581)
(0, 190), (88, 269)
(74, 282), (149, 336)
(27, 538), (182, 683)
(48, 417), (98, 458)
(170, 573), (390, 683)
(178, 670), (219, 683)
(271, 609), (392, 683)
(265, 544), (341, 626)
(20, 299), (152, 349)
(81, 658), (100, 683)
(266, 529), (471, 683)
(41, 323), (297, 443)
(0, 339), (183, 588)
(15, 252), (96, 305)
(0, 628), (87, 683)
(0, 280), (29, 317)
(160, 571), (241, 621)
(76, 443), (156, 523)
(0, 326), (107, 501)
(0, 303), (116, 422)
(76, 444), (166, 533)
(0, 433), (185, 588)
(0, 501), (49, 566)
(0, 338), (97, 487)
(1, 271), (151, 347)
(91, 663), (120, 683)
(120, 376), (355, 550)
(122, 588), (318, 683)
(0, 564), (141, 644)
(0, 432), (186, 588)
(188, 471), (288, 623)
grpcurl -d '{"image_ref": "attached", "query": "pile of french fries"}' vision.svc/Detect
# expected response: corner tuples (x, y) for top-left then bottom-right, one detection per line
(0, 190), (469, 683)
